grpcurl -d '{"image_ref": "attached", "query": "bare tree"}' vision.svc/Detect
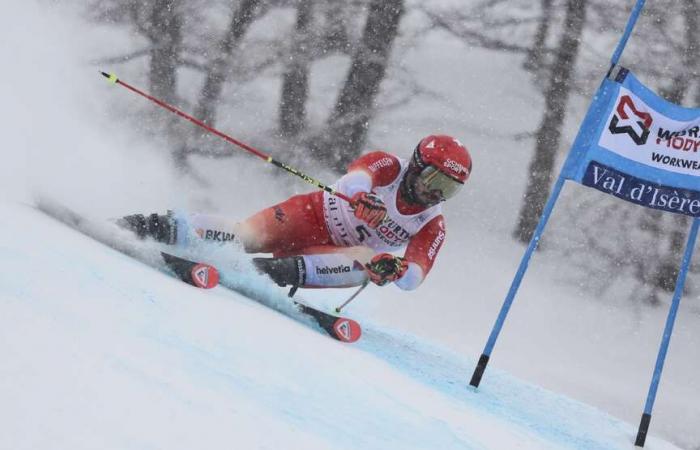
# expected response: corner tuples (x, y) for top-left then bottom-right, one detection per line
(88, 0), (184, 105)
(279, 0), (314, 139)
(514, 0), (587, 244)
(147, 0), (182, 105)
(317, 0), (351, 54)
(549, 0), (700, 303)
(314, 0), (405, 172)
(170, 0), (263, 175)
(523, 0), (553, 78)
(643, 0), (698, 296)
(193, 0), (263, 127)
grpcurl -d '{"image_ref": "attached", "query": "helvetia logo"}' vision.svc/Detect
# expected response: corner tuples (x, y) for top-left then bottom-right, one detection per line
(316, 265), (351, 275)
(608, 95), (653, 145)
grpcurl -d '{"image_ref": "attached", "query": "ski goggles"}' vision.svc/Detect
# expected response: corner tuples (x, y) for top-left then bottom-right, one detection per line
(415, 165), (464, 202)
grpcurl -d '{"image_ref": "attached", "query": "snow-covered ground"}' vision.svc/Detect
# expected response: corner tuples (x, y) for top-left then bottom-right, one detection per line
(0, 200), (682, 450)
(1, 1), (698, 449)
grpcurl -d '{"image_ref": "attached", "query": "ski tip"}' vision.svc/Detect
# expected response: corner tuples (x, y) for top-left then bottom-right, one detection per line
(332, 318), (362, 343)
(190, 263), (220, 289)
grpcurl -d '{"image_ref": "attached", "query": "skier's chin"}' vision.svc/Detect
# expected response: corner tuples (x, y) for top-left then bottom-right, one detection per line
(413, 186), (442, 207)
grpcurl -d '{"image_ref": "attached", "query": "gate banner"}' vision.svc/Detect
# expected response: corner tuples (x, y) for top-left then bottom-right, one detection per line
(562, 66), (700, 216)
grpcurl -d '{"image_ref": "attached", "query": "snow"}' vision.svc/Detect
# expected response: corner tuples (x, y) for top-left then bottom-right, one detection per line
(1, 1), (698, 449)
(0, 201), (682, 450)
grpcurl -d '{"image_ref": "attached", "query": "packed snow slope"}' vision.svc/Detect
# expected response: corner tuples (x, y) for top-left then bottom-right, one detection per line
(0, 200), (680, 450)
(2, 1), (699, 449)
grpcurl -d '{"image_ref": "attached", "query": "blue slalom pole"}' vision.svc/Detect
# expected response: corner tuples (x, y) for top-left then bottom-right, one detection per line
(469, 0), (648, 390)
(470, 175), (567, 387)
(634, 218), (700, 447)
(610, 0), (646, 66)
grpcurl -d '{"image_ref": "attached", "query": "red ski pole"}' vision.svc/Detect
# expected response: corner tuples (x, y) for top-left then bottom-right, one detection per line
(99, 71), (352, 204)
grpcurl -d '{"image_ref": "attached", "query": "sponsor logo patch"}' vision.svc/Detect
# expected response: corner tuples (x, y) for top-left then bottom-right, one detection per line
(427, 229), (446, 261)
(444, 158), (468, 177)
(334, 320), (352, 341)
(332, 318), (362, 343)
(316, 265), (351, 275)
(190, 264), (219, 289)
(599, 89), (700, 176)
(608, 95), (652, 145)
(201, 229), (236, 242)
(368, 157), (394, 172)
(583, 161), (700, 217)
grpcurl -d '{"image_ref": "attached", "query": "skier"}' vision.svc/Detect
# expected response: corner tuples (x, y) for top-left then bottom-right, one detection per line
(119, 135), (472, 293)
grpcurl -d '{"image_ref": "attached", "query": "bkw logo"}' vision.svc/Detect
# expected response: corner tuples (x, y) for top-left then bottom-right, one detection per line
(608, 95), (653, 145)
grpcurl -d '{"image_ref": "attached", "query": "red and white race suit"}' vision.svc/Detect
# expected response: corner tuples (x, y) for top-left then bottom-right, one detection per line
(180, 152), (449, 290)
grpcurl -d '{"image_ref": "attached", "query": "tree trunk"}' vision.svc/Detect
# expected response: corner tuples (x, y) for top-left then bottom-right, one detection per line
(649, 0), (697, 293)
(319, 1), (350, 53)
(148, 0), (182, 105)
(514, 0), (587, 244)
(523, 0), (553, 73)
(279, 0), (313, 138)
(318, 0), (405, 172)
(173, 0), (261, 174)
(193, 0), (261, 126)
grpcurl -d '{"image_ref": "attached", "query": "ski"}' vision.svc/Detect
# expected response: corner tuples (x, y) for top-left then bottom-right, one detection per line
(161, 252), (219, 289)
(294, 301), (362, 343)
(34, 197), (219, 289)
(214, 272), (363, 343)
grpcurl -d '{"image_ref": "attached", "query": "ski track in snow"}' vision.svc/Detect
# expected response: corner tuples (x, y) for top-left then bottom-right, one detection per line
(0, 201), (680, 450)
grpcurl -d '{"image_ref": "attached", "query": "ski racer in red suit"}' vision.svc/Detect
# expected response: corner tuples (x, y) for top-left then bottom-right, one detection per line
(119, 135), (472, 293)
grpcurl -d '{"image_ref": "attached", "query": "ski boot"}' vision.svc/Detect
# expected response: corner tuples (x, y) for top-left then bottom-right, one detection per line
(116, 210), (178, 245)
(252, 256), (306, 297)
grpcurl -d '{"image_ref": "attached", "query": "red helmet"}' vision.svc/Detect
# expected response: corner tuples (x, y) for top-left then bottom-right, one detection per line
(403, 135), (472, 205)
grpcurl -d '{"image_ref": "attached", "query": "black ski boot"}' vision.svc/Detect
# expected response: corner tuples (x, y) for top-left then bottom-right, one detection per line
(253, 256), (306, 297)
(117, 210), (177, 245)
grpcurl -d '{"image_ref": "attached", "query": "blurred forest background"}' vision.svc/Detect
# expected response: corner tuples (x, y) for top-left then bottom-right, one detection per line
(76, 0), (700, 308)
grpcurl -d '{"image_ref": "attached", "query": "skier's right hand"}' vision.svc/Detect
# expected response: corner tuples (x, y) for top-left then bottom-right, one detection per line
(365, 253), (408, 286)
(350, 192), (387, 229)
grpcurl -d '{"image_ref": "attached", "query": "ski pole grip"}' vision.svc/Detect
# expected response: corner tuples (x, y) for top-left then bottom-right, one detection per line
(469, 353), (490, 388)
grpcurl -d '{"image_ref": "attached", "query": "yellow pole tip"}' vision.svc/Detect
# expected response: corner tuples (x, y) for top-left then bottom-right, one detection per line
(100, 71), (118, 84)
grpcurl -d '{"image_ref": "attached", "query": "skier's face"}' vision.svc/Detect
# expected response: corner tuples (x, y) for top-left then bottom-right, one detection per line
(406, 165), (463, 206)
(404, 169), (444, 206)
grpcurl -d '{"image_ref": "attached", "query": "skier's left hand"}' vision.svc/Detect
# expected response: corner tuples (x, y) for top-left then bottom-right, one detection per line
(365, 253), (408, 286)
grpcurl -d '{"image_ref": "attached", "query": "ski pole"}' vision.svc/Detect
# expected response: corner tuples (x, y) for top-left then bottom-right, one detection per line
(99, 71), (352, 204)
(335, 279), (370, 313)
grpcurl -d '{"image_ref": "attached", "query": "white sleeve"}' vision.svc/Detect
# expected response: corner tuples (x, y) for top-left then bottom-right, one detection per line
(336, 170), (372, 197)
(394, 262), (424, 291)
